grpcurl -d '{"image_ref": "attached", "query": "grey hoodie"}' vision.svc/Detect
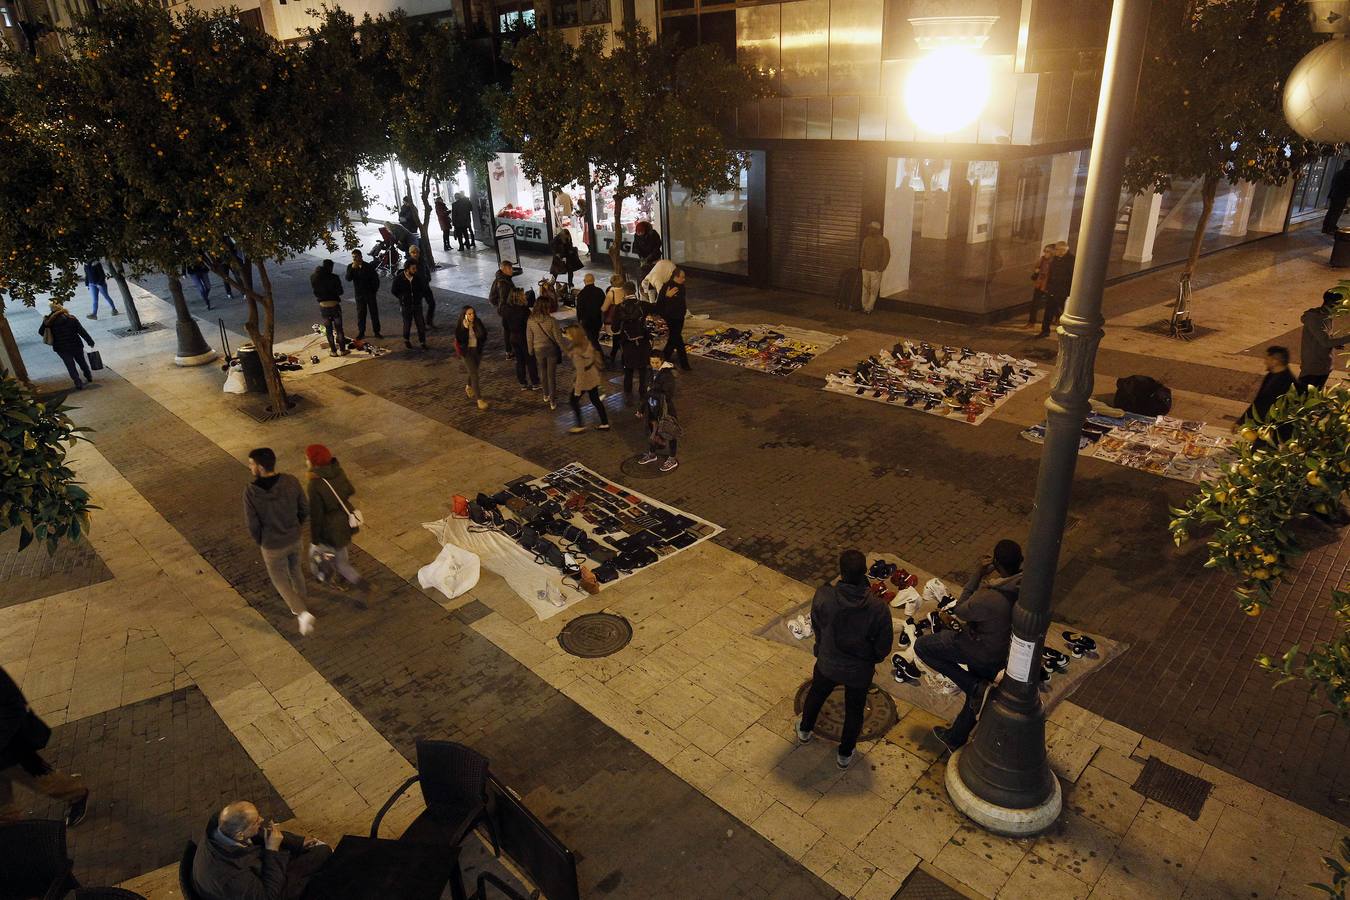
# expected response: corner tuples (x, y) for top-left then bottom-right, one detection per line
(810, 579), (894, 688)
(244, 473), (308, 549)
(953, 571), (1021, 668)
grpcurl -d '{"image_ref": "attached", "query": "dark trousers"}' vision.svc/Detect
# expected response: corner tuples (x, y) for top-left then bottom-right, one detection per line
(582, 321), (603, 355)
(355, 294), (381, 337)
(510, 333), (539, 385)
(276, 834), (332, 900)
(454, 225), (470, 250)
(798, 665), (868, 757)
(915, 630), (1002, 744)
(569, 387), (609, 426)
(1298, 372), (1330, 393)
(401, 302), (426, 345)
(1039, 293), (1065, 335)
(1323, 197), (1347, 234)
(57, 350), (91, 386)
(1027, 288), (1045, 325)
(663, 319), (689, 368)
(321, 307), (345, 353)
(418, 286), (436, 326)
(623, 365), (649, 399)
(441, 229), (451, 251)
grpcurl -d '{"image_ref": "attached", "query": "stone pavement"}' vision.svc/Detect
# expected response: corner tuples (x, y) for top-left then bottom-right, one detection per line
(0, 227), (1346, 898)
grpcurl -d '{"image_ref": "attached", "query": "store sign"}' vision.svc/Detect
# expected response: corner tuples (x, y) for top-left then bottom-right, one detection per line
(494, 224), (518, 268)
(594, 230), (638, 258)
(497, 218), (546, 244)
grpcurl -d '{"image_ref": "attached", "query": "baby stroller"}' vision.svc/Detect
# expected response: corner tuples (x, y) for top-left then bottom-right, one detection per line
(372, 228), (402, 276)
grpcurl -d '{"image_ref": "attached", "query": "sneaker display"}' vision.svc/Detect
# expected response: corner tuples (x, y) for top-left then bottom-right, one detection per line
(297, 612), (316, 636)
(787, 615), (812, 640)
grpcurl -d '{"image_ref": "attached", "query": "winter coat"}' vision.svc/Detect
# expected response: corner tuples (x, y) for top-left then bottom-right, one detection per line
(405, 255), (431, 291)
(455, 317), (488, 360)
(243, 473), (308, 550)
(191, 814), (291, 900)
(1046, 252), (1075, 299)
(434, 197), (451, 233)
(500, 298), (530, 339)
(953, 571), (1021, 669)
(398, 202), (420, 236)
(83, 261), (107, 286)
(550, 233), (582, 276)
(38, 311), (94, 356)
(310, 261), (343, 304)
(617, 308), (652, 370)
(391, 272), (419, 309)
(809, 579), (893, 689)
(602, 286), (625, 325)
(489, 271), (516, 310)
(642, 260), (676, 299)
(859, 233), (891, 272)
(451, 196), (473, 227)
(306, 461), (357, 549)
(647, 362), (677, 420)
(576, 284), (605, 329)
(632, 229), (662, 265)
(1300, 306), (1350, 377)
(568, 337), (604, 393)
(1031, 256), (1052, 291)
(1241, 369), (1296, 424)
(527, 312), (565, 360)
(657, 280), (687, 325)
(0, 666), (42, 771)
(345, 261), (379, 299)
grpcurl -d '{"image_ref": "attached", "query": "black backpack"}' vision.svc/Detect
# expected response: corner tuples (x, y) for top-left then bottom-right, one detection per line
(1113, 375), (1172, 416)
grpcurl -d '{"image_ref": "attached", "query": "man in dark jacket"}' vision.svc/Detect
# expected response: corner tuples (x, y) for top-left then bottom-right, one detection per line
(576, 272), (606, 352)
(657, 268), (691, 371)
(310, 259), (346, 357)
(1240, 346), (1296, 426)
(435, 195), (452, 251)
(83, 260), (118, 319)
(405, 245), (436, 328)
(795, 549), (894, 769)
(398, 195), (420, 239)
(632, 221), (662, 280)
(499, 290), (539, 389)
(0, 666), (89, 826)
(917, 540), (1023, 752)
(344, 250), (381, 340)
(391, 262), (427, 350)
(1323, 161), (1350, 234)
(38, 301), (97, 389)
(1038, 241), (1075, 337)
(490, 260), (518, 358)
(244, 448), (315, 637)
(191, 801), (330, 900)
(451, 191), (474, 250)
(1297, 289), (1350, 392)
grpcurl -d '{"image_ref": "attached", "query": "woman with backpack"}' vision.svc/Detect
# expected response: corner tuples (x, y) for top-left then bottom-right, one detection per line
(564, 323), (610, 434)
(637, 352), (680, 472)
(527, 294), (566, 410)
(304, 443), (370, 604)
(615, 295), (653, 402)
(454, 305), (490, 411)
(38, 301), (97, 390)
(499, 288), (539, 391)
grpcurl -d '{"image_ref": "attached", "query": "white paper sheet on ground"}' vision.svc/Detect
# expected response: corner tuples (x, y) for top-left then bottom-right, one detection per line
(423, 517), (582, 619)
(417, 542), (482, 601)
(267, 329), (392, 379)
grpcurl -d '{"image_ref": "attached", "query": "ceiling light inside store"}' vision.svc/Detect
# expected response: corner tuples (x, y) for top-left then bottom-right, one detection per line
(905, 47), (991, 134)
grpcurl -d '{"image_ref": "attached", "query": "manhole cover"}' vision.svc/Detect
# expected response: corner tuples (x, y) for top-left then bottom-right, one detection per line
(894, 868), (966, 899)
(111, 321), (166, 338)
(558, 613), (633, 658)
(792, 680), (898, 743)
(1131, 755), (1212, 820)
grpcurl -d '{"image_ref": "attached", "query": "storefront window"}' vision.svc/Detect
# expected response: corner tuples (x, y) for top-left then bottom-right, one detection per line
(591, 170), (660, 259)
(669, 169), (749, 275)
(552, 181), (590, 255)
(489, 152), (549, 247)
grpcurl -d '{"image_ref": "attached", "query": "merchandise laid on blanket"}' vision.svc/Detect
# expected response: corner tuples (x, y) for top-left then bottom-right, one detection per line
(823, 340), (1046, 425)
(684, 325), (844, 377)
(455, 462), (722, 602)
(1020, 412), (1235, 483)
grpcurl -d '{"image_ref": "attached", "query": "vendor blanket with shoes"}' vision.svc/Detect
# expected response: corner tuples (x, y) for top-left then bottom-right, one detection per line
(1020, 412), (1235, 483)
(685, 324), (845, 377)
(823, 341), (1047, 425)
(760, 552), (1121, 723)
(425, 462), (723, 620)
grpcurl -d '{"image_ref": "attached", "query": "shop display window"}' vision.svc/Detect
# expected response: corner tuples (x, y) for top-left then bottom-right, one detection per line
(669, 167), (749, 275)
(552, 181), (591, 254)
(490, 152), (549, 246)
(591, 170), (660, 259)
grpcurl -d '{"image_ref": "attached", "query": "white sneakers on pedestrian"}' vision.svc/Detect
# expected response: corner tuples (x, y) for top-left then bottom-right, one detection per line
(836, 751), (854, 769)
(795, 723), (813, 744)
(297, 612), (316, 636)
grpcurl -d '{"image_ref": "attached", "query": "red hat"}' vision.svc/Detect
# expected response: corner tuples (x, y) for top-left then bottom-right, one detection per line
(305, 444), (333, 466)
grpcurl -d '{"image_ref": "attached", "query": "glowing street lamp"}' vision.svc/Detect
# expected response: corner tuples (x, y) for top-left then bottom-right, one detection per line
(904, 1), (999, 134)
(1283, 1), (1350, 141)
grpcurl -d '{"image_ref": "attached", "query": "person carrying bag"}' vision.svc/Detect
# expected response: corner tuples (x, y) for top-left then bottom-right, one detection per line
(304, 444), (370, 603)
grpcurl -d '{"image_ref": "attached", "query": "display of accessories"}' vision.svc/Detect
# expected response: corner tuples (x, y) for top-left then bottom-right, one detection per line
(1020, 412), (1234, 484)
(823, 341), (1047, 425)
(685, 324), (845, 377)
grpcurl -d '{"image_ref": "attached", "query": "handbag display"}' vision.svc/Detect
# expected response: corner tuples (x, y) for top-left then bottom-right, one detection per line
(322, 478), (364, 529)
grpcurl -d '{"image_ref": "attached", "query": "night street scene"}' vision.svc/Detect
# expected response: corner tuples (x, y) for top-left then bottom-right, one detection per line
(1, 0), (1349, 896)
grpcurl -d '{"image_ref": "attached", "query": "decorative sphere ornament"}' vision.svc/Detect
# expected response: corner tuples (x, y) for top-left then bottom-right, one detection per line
(1283, 37), (1350, 142)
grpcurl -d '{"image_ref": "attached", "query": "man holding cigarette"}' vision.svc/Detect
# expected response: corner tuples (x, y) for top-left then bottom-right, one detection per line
(192, 799), (331, 900)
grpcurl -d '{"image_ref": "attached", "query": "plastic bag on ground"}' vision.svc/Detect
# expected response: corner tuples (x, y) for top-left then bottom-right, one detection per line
(418, 542), (481, 600)
(223, 364), (247, 394)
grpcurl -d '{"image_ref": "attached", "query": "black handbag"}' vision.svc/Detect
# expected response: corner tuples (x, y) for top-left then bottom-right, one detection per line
(87, 350), (104, 371)
(468, 502), (488, 525)
(500, 520), (522, 539)
(538, 540), (567, 570)
(593, 562), (620, 584)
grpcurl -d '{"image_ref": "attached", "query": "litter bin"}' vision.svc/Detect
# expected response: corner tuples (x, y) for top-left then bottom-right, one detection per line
(236, 343), (268, 394)
(1332, 229), (1350, 268)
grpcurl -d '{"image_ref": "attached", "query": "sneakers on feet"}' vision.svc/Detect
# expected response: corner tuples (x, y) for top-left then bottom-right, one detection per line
(932, 725), (965, 754)
(65, 786), (89, 827)
(111, 308), (120, 316)
(597, 423), (610, 430)
(836, 751), (854, 769)
(659, 457), (679, 472)
(637, 452), (659, 465)
(568, 425), (587, 434)
(86, 314), (97, 320)
(795, 722), (813, 744)
(477, 399), (489, 410)
(297, 612), (316, 636)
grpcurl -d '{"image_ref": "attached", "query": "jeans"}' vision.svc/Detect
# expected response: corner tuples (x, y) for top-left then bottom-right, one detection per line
(915, 630), (1002, 745)
(510, 334), (539, 385)
(189, 271), (211, 307)
(419, 286), (436, 326)
(260, 541), (309, 616)
(0, 753), (87, 823)
(798, 665), (869, 757)
(663, 319), (690, 369)
(401, 302), (426, 345)
(57, 350), (91, 387)
(310, 543), (363, 586)
(321, 306), (345, 354)
(454, 225), (470, 250)
(569, 387), (609, 426)
(623, 365), (649, 400)
(860, 269), (882, 312)
(88, 283), (115, 315)
(461, 353), (482, 399)
(537, 353), (559, 400)
(1040, 293), (1065, 335)
(355, 293), (380, 337)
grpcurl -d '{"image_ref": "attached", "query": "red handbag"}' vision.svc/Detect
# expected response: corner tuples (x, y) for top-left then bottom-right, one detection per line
(452, 494), (470, 518)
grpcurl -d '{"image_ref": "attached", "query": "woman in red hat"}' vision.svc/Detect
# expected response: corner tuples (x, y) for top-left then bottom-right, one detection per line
(304, 443), (370, 603)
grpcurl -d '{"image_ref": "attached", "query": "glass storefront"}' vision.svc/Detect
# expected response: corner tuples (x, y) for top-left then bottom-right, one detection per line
(668, 168), (750, 275)
(489, 152), (550, 248)
(551, 180), (590, 255)
(591, 170), (661, 259)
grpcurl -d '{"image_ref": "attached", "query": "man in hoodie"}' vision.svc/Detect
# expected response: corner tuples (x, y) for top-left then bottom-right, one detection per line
(795, 549), (893, 769)
(243, 448), (316, 636)
(858, 222), (890, 314)
(916, 539), (1023, 752)
(1297, 289), (1350, 392)
(310, 259), (346, 357)
(344, 249), (381, 340)
(191, 800), (329, 900)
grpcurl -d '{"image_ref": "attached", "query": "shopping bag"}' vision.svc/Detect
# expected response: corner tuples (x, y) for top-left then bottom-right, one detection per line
(417, 542), (481, 600)
(87, 350), (104, 370)
(223, 364), (248, 394)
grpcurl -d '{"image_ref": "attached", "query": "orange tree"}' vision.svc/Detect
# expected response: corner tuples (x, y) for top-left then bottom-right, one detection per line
(1170, 291), (1350, 717)
(500, 24), (769, 274)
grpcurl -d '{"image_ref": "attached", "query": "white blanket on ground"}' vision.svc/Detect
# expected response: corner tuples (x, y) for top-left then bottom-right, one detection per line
(423, 517), (581, 620)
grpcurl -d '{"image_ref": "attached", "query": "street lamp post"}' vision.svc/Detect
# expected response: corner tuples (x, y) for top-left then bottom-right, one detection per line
(943, 0), (1153, 834)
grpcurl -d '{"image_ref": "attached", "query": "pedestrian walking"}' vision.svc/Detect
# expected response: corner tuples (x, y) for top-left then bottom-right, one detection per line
(794, 549), (893, 769)
(1239, 346), (1296, 427)
(304, 444), (369, 605)
(405, 245), (436, 328)
(1324, 161), (1350, 234)
(344, 249), (382, 339)
(616, 296), (653, 400)
(858, 222), (891, 314)
(528, 294), (566, 409)
(38, 301), (96, 390)
(637, 353), (681, 472)
(1297, 289), (1350, 392)
(1038, 241), (1075, 337)
(1026, 244), (1054, 328)
(500, 286), (540, 390)
(490, 260), (518, 358)
(391, 262), (428, 350)
(310, 259), (347, 357)
(451, 191), (475, 251)
(82, 261), (118, 319)
(915, 540), (1023, 752)
(186, 261), (213, 310)
(657, 268), (691, 371)
(550, 228), (583, 288)
(632, 221), (663, 282)
(564, 323), (610, 434)
(243, 448), (317, 637)
(0, 665), (90, 827)
(455, 305), (490, 411)
(576, 272), (606, 353)
(435, 195), (452, 251)
(602, 274), (627, 368)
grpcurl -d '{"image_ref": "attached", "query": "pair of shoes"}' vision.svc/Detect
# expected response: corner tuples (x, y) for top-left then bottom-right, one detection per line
(66, 787), (90, 827)
(892, 656), (921, 683)
(111, 308), (120, 316)
(548, 399), (557, 410)
(597, 423), (610, 431)
(836, 751), (854, 769)
(477, 399), (489, 410)
(519, 384), (532, 391)
(374, 333), (384, 339)
(637, 452), (659, 465)
(297, 612), (317, 636)
(568, 425), (587, 434)
(795, 722), (814, 744)
(932, 725), (965, 754)
(73, 382), (85, 390)
(1063, 631), (1097, 657)
(659, 457), (679, 472)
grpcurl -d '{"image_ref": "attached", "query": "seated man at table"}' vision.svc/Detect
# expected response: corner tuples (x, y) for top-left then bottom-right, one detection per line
(193, 799), (331, 900)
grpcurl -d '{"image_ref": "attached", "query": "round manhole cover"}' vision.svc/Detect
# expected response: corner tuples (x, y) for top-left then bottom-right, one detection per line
(558, 612), (633, 658)
(793, 680), (899, 743)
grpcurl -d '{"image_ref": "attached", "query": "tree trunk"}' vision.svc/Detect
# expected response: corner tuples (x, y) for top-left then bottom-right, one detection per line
(107, 259), (143, 331)
(418, 172), (438, 270)
(247, 259), (288, 415)
(610, 180), (628, 276)
(166, 274), (216, 366)
(1182, 174), (1218, 284)
(0, 298), (30, 385)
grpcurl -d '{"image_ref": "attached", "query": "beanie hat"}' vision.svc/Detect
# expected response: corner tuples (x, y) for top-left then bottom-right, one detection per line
(305, 444), (333, 466)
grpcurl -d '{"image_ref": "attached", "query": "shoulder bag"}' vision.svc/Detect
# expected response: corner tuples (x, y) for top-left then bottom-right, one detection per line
(322, 478), (364, 529)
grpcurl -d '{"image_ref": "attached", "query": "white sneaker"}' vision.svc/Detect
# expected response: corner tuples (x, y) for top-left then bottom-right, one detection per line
(787, 615), (811, 640)
(297, 612), (316, 636)
(795, 723), (813, 744)
(836, 751), (854, 769)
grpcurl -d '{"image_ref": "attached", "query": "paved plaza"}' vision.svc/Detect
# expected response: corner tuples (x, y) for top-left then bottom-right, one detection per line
(1, 226), (1347, 898)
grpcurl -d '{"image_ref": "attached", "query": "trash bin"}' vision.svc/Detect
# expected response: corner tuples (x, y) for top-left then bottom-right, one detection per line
(1332, 229), (1350, 268)
(236, 343), (268, 394)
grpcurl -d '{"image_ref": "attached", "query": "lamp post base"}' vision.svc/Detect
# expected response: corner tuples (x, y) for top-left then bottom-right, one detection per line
(175, 349), (218, 367)
(946, 746), (1062, 836)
